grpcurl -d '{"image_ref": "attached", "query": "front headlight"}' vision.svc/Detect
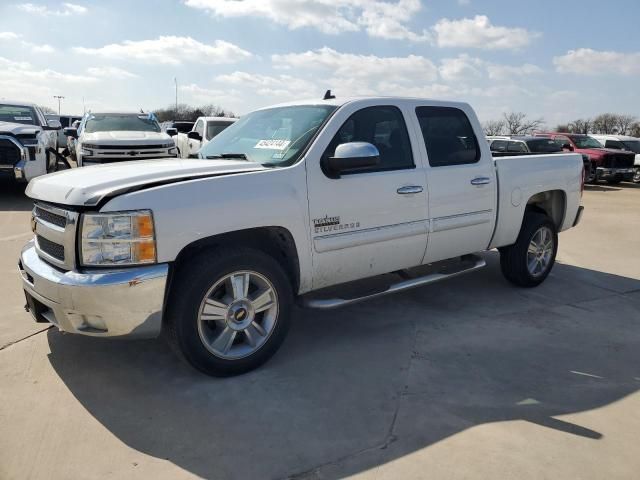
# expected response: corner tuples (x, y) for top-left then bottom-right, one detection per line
(168, 147), (178, 155)
(80, 210), (157, 266)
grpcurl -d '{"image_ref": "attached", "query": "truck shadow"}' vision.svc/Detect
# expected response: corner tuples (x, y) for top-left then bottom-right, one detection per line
(0, 179), (32, 212)
(45, 253), (640, 479)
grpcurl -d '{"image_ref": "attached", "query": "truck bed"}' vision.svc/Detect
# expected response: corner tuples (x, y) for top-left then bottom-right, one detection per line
(489, 153), (584, 249)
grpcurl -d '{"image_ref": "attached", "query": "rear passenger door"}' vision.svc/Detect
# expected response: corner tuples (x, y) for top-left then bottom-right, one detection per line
(415, 106), (497, 263)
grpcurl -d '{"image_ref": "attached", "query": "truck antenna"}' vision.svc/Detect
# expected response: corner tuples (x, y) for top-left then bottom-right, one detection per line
(323, 90), (335, 100)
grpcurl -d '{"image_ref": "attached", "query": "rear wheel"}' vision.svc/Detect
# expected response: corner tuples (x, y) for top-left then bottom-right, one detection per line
(166, 248), (293, 376)
(585, 162), (597, 183)
(499, 212), (558, 287)
(606, 175), (622, 185)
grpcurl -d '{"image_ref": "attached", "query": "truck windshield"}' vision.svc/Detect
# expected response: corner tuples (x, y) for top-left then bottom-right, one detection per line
(526, 139), (562, 153)
(206, 121), (234, 140)
(621, 140), (640, 153)
(0, 104), (38, 125)
(570, 136), (603, 149)
(84, 114), (161, 133)
(198, 105), (337, 167)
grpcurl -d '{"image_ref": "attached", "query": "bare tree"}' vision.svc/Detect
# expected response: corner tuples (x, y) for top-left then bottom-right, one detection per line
(592, 113), (619, 134)
(502, 112), (545, 135)
(153, 103), (235, 122)
(482, 119), (505, 136)
(555, 124), (570, 133)
(568, 118), (592, 134)
(39, 105), (56, 115)
(630, 122), (640, 138)
(616, 114), (637, 135)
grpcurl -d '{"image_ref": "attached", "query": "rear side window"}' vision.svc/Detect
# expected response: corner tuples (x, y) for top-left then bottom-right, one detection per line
(416, 106), (479, 167)
(507, 141), (527, 153)
(605, 140), (623, 149)
(490, 140), (507, 152)
(324, 105), (414, 173)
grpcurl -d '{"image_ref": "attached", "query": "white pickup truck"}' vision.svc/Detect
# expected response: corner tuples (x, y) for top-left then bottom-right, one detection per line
(0, 101), (61, 182)
(172, 116), (236, 158)
(20, 96), (584, 376)
(64, 112), (178, 166)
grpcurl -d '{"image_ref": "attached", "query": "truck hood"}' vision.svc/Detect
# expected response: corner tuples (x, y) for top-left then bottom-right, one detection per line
(577, 147), (635, 158)
(26, 159), (265, 207)
(81, 131), (172, 145)
(0, 121), (41, 136)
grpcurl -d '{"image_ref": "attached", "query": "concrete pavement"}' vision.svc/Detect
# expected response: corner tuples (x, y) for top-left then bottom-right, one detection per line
(1, 180), (639, 480)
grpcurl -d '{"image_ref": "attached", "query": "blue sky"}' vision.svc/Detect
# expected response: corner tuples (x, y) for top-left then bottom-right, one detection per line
(1, 0), (639, 127)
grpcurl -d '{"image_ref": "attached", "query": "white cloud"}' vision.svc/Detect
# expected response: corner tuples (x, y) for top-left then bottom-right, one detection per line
(433, 15), (538, 50)
(487, 63), (543, 80)
(216, 71), (317, 98)
(0, 31), (55, 53)
(184, 0), (429, 41)
(74, 36), (251, 65)
(17, 2), (88, 16)
(272, 47), (439, 84)
(438, 54), (484, 81)
(87, 66), (139, 79)
(553, 48), (640, 75)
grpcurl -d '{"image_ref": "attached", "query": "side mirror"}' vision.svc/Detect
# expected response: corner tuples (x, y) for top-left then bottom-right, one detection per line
(562, 143), (573, 151)
(63, 127), (78, 138)
(166, 128), (178, 136)
(322, 142), (380, 179)
(44, 119), (62, 130)
(187, 131), (202, 141)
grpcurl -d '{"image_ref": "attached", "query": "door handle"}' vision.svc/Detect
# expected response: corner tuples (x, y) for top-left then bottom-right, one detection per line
(470, 177), (491, 186)
(397, 186), (424, 195)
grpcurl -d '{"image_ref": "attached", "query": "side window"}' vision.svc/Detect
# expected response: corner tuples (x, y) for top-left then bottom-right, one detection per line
(195, 120), (204, 136)
(605, 140), (623, 149)
(324, 106), (414, 173)
(59, 117), (70, 128)
(554, 136), (570, 147)
(507, 141), (527, 153)
(416, 106), (479, 167)
(490, 140), (507, 152)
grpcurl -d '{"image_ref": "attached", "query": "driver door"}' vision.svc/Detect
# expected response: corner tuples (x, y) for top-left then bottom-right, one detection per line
(305, 104), (429, 289)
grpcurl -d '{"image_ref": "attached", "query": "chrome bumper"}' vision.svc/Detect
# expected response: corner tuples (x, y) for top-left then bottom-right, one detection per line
(596, 167), (634, 178)
(18, 240), (169, 338)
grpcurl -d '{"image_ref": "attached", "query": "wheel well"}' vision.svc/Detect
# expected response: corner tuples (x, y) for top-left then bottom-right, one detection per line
(172, 227), (300, 293)
(525, 190), (566, 229)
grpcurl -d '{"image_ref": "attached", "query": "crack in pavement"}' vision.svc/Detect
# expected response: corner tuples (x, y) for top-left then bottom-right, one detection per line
(0, 325), (53, 352)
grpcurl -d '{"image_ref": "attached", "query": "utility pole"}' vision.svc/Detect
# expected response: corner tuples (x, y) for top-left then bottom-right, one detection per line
(53, 95), (64, 115)
(82, 96), (86, 114)
(174, 77), (178, 119)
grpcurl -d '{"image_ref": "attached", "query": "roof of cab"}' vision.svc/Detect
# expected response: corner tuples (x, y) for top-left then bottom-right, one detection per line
(261, 96), (473, 111)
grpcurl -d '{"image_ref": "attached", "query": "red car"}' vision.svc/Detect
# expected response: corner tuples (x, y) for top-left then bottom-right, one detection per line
(535, 133), (635, 184)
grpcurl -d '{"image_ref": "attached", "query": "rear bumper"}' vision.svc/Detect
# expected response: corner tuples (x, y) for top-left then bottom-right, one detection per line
(19, 240), (169, 338)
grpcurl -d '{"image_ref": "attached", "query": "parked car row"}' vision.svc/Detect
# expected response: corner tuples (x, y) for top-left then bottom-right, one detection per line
(170, 116), (237, 158)
(487, 132), (639, 184)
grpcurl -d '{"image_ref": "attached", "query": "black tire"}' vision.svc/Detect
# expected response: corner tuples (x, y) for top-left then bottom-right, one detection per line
(499, 212), (558, 288)
(606, 175), (622, 185)
(166, 247), (293, 376)
(585, 162), (598, 183)
(633, 167), (640, 184)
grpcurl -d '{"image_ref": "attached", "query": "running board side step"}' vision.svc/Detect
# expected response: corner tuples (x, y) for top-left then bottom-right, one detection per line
(301, 254), (486, 310)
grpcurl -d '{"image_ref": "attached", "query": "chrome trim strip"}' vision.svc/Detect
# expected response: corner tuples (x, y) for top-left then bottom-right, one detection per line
(314, 220), (428, 253)
(431, 209), (493, 233)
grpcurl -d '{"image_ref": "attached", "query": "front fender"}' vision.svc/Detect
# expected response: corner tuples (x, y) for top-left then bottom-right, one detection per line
(100, 164), (313, 293)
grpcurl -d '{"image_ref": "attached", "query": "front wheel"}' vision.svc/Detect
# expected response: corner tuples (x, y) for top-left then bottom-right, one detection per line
(633, 167), (640, 184)
(166, 248), (293, 376)
(499, 212), (558, 287)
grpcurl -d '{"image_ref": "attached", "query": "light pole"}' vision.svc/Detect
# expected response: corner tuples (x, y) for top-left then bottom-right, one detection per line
(53, 95), (64, 115)
(174, 77), (178, 118)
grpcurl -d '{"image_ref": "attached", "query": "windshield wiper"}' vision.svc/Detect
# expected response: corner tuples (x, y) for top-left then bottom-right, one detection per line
(205, 153), (248, 160)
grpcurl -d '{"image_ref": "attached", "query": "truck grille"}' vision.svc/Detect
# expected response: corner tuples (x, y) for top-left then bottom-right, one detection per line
(0, 139), (21, 167)
(603, 154), (634, 168)
(33, 202), (78, 270)
(36, 235), (65, 261)
(35, 206), (67, 228)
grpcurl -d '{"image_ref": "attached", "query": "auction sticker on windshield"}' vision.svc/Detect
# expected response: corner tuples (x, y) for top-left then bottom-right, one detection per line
(254, 139), (291, 150)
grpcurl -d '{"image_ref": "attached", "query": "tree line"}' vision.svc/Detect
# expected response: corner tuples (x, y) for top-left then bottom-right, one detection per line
(483, 112), (640, 137)
(153, 103), (235, 122)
